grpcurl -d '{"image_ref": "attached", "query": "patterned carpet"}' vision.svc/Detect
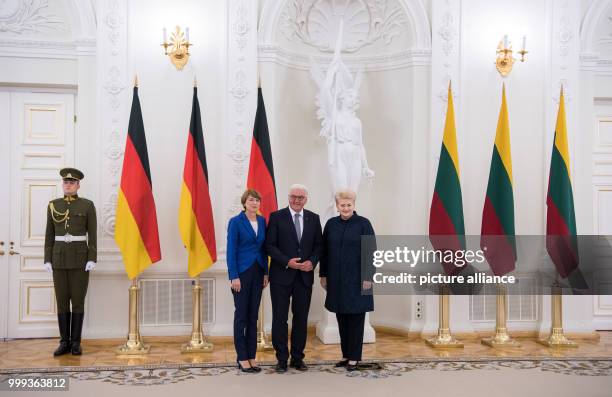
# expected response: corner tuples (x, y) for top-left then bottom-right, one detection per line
(1, 359), (612, 397)
(2, 333), (612, 396)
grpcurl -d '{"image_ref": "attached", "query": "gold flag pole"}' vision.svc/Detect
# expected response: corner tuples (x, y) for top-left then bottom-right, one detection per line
(537, 282), (578, 347)
(257, 297), (273, 351)
(116, 278), (150, 355)
(425, 285), (463, 348)
(481, 284), (521, 347)
(182, 277), (214, 353)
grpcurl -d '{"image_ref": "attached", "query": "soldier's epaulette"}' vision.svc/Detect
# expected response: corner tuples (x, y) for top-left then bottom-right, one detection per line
(50, 198), (64, 205)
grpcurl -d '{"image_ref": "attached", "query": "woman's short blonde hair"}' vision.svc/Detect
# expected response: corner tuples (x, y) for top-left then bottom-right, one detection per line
(241, 189), (261, 209)
(334, 189), (357, 203)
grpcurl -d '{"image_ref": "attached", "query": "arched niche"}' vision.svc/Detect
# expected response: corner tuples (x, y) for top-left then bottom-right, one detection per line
(258, 0), (431, 70)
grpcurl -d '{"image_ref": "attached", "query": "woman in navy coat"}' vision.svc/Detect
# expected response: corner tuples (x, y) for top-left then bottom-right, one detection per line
(320, 189), (376, 371)
(226, 189), (269, 373)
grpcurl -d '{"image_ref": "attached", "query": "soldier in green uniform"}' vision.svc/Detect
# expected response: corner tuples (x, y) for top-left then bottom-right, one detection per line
(44, 168), (97, 356)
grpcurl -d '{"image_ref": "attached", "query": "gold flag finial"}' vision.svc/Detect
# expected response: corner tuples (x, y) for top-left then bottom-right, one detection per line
(257, 72), (261, 88)
(134, 74), (139, 88)
(560, 84), (564, 97)
(194, 75), (197, 88)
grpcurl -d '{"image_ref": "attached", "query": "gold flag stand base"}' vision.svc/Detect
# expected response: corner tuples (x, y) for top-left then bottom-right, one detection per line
(481, 331), (522, 348)
(425, 286), (463, 348)
(256, 303), (273, 351)
(181, 332), (214, 353)
(481, 285), (521, 348)
(182, 278), (214, 354)
(117, 279), (150, 355)
(537, 286), (578, 348)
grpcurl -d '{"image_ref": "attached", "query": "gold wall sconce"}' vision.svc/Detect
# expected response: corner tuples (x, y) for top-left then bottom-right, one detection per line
(161, 26), (192, 71)
(495, 35), (528, 77)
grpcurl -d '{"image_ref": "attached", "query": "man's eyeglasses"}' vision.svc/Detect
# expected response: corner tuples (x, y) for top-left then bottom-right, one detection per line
(289, 195), (306, 201)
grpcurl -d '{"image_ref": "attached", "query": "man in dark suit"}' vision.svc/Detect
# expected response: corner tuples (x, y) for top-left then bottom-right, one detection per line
(266, 184), (323, 373)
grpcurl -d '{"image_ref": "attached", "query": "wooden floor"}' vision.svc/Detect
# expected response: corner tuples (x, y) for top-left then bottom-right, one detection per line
(1, 331), (611, 370)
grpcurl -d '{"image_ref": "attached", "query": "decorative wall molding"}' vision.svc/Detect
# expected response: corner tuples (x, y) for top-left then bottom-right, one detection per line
(429, 0), (461, 199)
(280, 0), (408, 53)
(225, 0), (257, 233)
(0, 0), (96, 59)
(579, 0), (612, 74)
(0, 0), (64, 35)
(259, 0), (432, 70)
(96, 0), (128, 245)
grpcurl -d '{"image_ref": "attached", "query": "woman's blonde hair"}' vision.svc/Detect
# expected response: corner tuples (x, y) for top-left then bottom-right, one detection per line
(241, 189), (261, 209)
(334, 189), (356, 203)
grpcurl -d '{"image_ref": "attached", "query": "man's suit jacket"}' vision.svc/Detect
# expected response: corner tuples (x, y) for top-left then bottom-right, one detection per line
(265, 207), (324, 286)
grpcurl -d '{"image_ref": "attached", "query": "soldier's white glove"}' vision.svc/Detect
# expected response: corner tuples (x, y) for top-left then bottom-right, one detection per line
(43, 262), (52, 273)
(85, 261), (96, 272)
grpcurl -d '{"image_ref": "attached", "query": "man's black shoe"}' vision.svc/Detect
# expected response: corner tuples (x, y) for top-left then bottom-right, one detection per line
(290, 358), (308, 371)
(275, 361), (288, 373)
(335, 359), (349, 368)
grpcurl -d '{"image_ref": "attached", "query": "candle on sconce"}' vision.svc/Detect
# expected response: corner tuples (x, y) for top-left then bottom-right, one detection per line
(522, 35), (527, 51)
(163, 27), (167, 43)
(186, 27), (190, 42)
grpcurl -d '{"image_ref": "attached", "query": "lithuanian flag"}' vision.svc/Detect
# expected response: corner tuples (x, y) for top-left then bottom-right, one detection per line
(115, 84), (162, 279)
(546, 88), (578, 278)
(179, 87), (217, 277)
(481, 84), (516, 276)
(247, 87), (277, 220)
(429, 83), (466, 275)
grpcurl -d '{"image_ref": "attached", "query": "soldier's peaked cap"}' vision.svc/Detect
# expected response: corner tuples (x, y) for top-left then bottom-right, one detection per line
(60, 168), (84, 181)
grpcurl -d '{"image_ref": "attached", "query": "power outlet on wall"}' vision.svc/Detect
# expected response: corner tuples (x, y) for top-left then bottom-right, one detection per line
(415, 299), (424, 319)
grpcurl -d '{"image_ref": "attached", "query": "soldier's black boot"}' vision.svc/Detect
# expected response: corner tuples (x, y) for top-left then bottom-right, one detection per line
(53, 313), (71, 356)
(70, 312), (84, 355)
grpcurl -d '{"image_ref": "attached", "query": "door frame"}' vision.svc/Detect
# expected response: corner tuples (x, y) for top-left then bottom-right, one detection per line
(2, 88), (76, 339)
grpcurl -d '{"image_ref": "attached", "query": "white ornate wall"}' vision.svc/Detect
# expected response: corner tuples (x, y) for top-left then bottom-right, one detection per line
(1, 0), (611, 339)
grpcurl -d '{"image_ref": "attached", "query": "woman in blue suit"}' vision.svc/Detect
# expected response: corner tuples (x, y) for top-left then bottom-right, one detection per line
(227, 189), (269, 373)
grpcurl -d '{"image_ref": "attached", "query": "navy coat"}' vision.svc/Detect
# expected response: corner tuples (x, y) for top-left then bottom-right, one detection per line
(320, 213), (376, 313)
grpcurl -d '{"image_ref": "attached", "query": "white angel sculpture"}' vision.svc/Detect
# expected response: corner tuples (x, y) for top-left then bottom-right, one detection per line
(310, 21), (374, 218)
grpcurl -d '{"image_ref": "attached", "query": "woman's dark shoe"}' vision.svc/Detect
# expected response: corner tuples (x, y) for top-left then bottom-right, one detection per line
(346, 361), (359, 371)
(237, 361), (256, 373)
(335, 359), (349, 368)
(248, 360), (262, 372)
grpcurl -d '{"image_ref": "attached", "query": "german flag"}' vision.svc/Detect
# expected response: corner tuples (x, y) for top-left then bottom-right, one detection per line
(115, 84), (162, 279)
(247, 87), (277, 220)
(179, 86), (217, 277)
(429, 83), (466, 276)
(546, 88), (578, 278)
(481, 84), (516, 276)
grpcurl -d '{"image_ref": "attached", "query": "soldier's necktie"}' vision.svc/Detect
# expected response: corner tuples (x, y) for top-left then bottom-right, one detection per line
(294, 213), (302, 242)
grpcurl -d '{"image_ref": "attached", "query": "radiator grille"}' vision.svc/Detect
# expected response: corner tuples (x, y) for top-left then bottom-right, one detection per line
(469, 276), (538, 321)
(139, 278), (215, 326)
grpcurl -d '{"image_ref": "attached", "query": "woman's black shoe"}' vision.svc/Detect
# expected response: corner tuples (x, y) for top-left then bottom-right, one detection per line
(335, 359), (349, 368)
(346, 362), (359, 372)
(237, 361), (256, 373)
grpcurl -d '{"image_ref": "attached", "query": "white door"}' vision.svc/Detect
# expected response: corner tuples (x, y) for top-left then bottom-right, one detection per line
(0, 93), (10, 339)
(6, 92), (75, 338)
